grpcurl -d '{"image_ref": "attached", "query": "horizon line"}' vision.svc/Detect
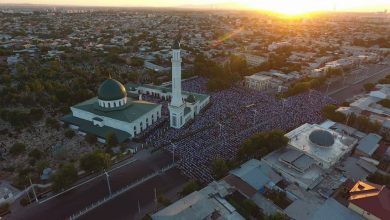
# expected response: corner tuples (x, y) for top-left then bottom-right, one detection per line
(0, 3), (388, 14)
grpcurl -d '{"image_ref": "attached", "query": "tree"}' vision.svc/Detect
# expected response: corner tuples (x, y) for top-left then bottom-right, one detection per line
(157, 194), (172, 207)
(85, 134), (97, 144)
(364, 83), (375, 92)
(130, 57), (144, 67)
(35, 160), (50, 174)
(179, 181), (201, 197)
(20, 197), (30, 206)
(46, 117), (60, 129)
(64, 129), (75, 138)
(106, 132), (118, 147)
(265, 213), (288, 220)
(9, 143), (26, 156)
(211, 159), (229, 179)
(29, 108), (44, 121)
(239, 130), (288, 160)
(325, 67), (343, 77)
(51, 163), (78, 192)
(79, 150), (111, 173)
(28, 149), (43, 160)
(322, 104), (346, 123)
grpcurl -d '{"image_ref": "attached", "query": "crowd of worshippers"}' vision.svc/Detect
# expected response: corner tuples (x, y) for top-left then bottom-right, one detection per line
(139, 77), (336, 183)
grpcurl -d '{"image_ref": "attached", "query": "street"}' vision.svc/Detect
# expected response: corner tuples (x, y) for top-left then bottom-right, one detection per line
(6, 150), (187, 220)
(320, 59), (390, 102)
(80, 168), (187, 220)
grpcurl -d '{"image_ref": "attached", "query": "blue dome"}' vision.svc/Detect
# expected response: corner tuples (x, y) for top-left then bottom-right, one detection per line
(309, 130), (334, 147)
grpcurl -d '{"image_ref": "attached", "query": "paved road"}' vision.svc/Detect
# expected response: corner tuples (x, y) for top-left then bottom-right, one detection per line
(80, 168), (187, 220)
(319, 61), (390, 102)
(6, 151), (181, 220)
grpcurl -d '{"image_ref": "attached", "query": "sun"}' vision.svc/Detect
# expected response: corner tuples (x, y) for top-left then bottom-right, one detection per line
(242, 0), (332, 16)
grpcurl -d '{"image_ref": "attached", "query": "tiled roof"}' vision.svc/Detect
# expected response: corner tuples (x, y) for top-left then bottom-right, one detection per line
(349, 180), (390, 219)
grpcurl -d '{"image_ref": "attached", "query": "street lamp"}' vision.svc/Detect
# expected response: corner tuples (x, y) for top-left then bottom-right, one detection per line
(325, 81), (332, 95)
(217, 122), (223, 138)
(170, 142), (176, 164)
(104, 170), (112, 196)
(29, 177), (38, 202)
(252, 109), (258, 125)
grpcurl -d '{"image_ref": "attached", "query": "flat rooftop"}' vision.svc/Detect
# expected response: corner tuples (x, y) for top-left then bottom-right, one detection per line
(262, 148), (325, 190)
(245, 74), (272, 81)
(286, 123), (357, 168)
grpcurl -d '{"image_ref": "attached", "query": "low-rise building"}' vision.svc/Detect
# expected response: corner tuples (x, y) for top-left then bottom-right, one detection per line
(263, 123), (357, 189)
(348, 181), (390, 220)
(355, 133), (382, 157)
(152, 181), (244, 220)
(244, 74), (272, 91)
(338, 84), (390, 131)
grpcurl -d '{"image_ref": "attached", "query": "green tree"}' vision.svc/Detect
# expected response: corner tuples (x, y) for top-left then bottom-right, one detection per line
(35, 160), (50, 174)
(106, 132), (118, 147)
(322, 104), (346, 123)
(364, 83), (375, 91)
(79, 150), (111, 173)
(51, 163), (78, 192)
(46, 117), (60, 129)
(239, 130), (288, 159)
(64, 129), (75, 138)
(28, 149), (43, 160)
(85, 134), (97, 144)
(179, 180), (201, 197)
(9, 143), (26, 156)
(29, 108), (44, 121)
(211, 159), (229, 179)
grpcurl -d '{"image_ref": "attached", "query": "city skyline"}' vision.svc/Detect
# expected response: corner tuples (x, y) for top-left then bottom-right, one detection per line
(1, 0), (390, 14)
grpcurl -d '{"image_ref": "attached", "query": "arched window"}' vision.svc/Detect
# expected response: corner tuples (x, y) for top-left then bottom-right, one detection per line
(108, 102), (111, 108)
(151, 115), (154, 122)
(113, 102), (116, 107)
(146, 118), (149, 126)
(134, 126), (137, 134)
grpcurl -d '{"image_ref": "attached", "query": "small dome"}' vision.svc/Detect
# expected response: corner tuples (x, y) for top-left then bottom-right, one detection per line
(98, 79), (127, 101)
(309, 130), (334, 147)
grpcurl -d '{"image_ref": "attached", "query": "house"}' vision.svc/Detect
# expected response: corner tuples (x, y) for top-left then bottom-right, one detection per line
(355, 133), (382, 157)
(348, 181), (390, 220)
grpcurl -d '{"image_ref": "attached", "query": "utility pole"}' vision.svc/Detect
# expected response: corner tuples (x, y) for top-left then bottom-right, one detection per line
(217, 122), (223, 138)
(325, 81), (331, 96)
(154, 188), (157, 210)
(29, 178), (38, 202)
(105, 170), (112, 196)
(253, 110), (258, 125)
(25, 185), (31, 202)
(171, 142), (175, 164)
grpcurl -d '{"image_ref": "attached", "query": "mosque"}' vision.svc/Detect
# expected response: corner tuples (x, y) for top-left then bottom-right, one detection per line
(61, 39), (209, 143)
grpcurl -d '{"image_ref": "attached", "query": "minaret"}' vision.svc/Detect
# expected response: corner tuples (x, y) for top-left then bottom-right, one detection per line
(170, 39), (183, 107)
(168, 38), (185, 129)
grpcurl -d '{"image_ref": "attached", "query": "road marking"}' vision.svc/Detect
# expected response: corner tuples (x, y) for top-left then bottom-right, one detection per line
(328, 66), (390, 96)
(39, 158), (138, 204)
(68, 164), (176, 220)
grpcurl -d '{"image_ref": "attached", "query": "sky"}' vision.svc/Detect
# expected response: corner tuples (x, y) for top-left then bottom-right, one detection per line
(1, 0), (390, 14)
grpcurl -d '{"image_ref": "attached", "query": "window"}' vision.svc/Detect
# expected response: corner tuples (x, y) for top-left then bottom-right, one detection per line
(108, 102), (111, 108)
(172, 116), (177, 127)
